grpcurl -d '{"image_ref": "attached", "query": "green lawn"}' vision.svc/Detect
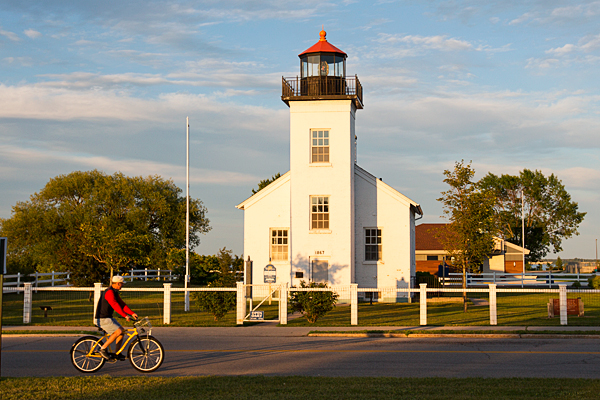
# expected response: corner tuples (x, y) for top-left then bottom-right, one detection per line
(2, 376), (600, 400)
(3, 285), (600, 327)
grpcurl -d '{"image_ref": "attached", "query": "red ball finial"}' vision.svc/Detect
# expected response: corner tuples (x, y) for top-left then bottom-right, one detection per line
(319, 27), (326, 42)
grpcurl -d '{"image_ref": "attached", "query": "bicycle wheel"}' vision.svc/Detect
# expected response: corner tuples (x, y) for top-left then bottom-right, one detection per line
(70, 336), (106, 373)
(128, 335), (164, 373)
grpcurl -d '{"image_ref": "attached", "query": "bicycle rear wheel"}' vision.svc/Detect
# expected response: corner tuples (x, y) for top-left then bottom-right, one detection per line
(128, 335), (164, 372)
(70, 336), (106, 373)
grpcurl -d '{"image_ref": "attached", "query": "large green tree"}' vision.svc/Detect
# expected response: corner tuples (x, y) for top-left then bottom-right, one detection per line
(478, 169), (585, 262)
(0, 170), (210, 285)
(437, 161), (497, 311)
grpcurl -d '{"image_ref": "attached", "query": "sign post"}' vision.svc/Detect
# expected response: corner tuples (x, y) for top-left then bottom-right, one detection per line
(0, 237), (7, 377)
(264, 262), (276, 306)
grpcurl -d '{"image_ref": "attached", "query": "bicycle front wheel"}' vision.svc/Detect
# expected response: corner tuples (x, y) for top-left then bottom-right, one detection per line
(128, 336), (164, 372)
(70, 336), (106, 373)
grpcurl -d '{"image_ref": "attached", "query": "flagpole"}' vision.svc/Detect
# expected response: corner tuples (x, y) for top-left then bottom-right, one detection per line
(185, 117), (190, 311)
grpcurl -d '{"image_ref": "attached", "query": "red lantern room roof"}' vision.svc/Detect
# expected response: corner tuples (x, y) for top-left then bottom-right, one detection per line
(298, 29), (347, 57)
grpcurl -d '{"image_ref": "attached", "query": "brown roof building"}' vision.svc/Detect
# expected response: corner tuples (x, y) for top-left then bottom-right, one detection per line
(415, 223), (529, 275)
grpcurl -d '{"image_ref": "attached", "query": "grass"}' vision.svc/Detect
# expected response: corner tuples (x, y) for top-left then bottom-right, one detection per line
(4, 285), (600, 327)
(2, 376), (600, 400)
(1, 330), (99, 335)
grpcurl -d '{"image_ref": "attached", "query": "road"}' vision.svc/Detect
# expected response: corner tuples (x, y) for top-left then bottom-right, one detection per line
(2, 327), (600, 378)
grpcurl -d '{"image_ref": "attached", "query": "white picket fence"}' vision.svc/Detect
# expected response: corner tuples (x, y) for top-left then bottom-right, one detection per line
(440, 272), (597, 288)
(2, 269), (175, 291)
(4, 282), (598, 327)
(2, 271), (71, 290)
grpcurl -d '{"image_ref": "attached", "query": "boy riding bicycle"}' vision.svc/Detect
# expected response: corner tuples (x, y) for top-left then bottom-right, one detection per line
(95, 275), (138, 360)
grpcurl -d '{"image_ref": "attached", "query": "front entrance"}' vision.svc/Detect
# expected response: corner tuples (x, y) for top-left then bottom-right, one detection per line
(312, 259), (329, 283)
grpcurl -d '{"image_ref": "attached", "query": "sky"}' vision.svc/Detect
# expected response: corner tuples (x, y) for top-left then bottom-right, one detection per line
(1, 0), (599, 260)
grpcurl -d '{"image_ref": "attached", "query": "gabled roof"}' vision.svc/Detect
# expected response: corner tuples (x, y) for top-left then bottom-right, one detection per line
(355, 165), (423, 216)
(236, 171), (290, 210)
(299, 30), (347, 57)
(415, 223), (447, 250)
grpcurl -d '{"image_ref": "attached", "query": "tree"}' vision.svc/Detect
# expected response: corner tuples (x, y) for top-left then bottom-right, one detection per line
(437, 161), (497, 311)
(252, 173), (281, 195)
(0, 170), (210, 286)
(191, 248), (242, 321)
(478, 169), (585, 262)
(555, 256), (564, 271)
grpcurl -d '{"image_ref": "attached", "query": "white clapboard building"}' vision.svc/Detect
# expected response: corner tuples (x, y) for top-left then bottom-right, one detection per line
(236, 31), (423, 302)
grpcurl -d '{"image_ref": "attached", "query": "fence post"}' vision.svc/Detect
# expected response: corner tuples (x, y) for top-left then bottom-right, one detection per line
(23, 282), (32, 324)
(350, 284), (358, 325)
(559, 284), (568, 325)
(52, 271), (55, 287)
(419, 283), (427, 326)
(163, 283), (172, 325)
(158, 268), (161, 281)
(489, 284), (497, 325)
(93, 283), (102, 324)
(17, 272), (21, 287)
(279, 283), (288, 325)
(145, 268), (148, 282)
(130, 268), (134, 282)
(236, 282), (245, 325)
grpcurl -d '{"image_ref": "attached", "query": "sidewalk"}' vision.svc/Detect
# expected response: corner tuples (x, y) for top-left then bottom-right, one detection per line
(3, 324), (600, 338)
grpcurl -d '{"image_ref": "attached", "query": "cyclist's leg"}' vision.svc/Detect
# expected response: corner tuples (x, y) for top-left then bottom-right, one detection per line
(96, 318), (124, 356)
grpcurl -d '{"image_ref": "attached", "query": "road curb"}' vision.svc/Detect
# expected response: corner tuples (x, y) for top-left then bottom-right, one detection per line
(308, 332), (600, 339)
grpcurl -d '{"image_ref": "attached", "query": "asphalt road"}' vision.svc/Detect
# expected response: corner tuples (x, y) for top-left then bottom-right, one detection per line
(2, 327), (600, 378)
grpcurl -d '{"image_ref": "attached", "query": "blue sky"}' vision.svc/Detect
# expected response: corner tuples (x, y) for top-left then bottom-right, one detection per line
(1, 1), (599, 259)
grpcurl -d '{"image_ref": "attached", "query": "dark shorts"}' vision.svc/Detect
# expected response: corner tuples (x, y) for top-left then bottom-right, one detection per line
(96, 318), (123, 335)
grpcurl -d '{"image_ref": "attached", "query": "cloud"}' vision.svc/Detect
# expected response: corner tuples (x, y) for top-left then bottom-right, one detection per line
(0, 27), (20, 41)
(546, 43), (576, 55)
(375, 33), (474, 52)
(0, 143), (258, 186)
(24, 29), (41, 39)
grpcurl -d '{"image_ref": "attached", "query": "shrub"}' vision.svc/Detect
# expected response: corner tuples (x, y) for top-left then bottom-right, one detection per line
(571, 281), (582, 288)
(588, 275), (600, 289)
(289, 281), (339, 323)
(192, 277), (236, 321)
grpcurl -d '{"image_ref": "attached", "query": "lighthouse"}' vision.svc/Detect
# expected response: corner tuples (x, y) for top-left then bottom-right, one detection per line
(237, 31), (421, 302)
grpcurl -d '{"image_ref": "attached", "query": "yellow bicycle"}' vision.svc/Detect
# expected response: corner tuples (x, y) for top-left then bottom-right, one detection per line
(70, 317), (164, 373)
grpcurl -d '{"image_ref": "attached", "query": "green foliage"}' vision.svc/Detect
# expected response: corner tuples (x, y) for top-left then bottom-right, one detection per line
(0, 170), (210, 285)
(289, 281), (339, 323)
(571, 281), (582, 288)
(190, 248), (242, 321)
(478, 169), (585, 262)
(555, 256), (564, 270)
(587, 275), (600, 289)
(437, 161), (497, 277)
(252, 173), (281, 195)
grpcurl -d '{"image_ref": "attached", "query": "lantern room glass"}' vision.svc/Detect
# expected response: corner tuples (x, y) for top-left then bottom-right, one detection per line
(301, 54), (345, 78)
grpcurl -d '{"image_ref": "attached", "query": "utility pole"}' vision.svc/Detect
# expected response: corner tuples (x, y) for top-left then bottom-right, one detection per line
(522, 188), (525, 287)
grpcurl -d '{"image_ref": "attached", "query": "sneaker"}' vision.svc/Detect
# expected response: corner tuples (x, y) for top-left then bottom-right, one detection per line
(116, 353), (127, 361)
(98, 348), (111, 360)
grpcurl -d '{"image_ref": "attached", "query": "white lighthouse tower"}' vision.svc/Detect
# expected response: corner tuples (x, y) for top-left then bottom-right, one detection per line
(237, 31), (422, 301)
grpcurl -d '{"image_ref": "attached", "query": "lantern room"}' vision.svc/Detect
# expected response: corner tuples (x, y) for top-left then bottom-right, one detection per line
(299, 29), (346, 79)
(281, 30), (363, 109)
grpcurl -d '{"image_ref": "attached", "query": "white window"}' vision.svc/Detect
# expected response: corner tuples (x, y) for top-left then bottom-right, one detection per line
(365, 228), (382, 261)
(311, 196), (329, 229)
(270, 229), (288, 261)
(311, 129), (329, 163)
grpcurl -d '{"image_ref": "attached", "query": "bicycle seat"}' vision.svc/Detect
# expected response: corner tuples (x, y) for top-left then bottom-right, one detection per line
(94, 325), (107, 335)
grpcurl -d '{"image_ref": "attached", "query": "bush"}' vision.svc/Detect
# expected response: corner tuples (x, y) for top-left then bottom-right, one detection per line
(571, 281), (582, 288)
(192, 277), (236, 321)
(588, 275), (600, 289)
(289, 281), (339, 323)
